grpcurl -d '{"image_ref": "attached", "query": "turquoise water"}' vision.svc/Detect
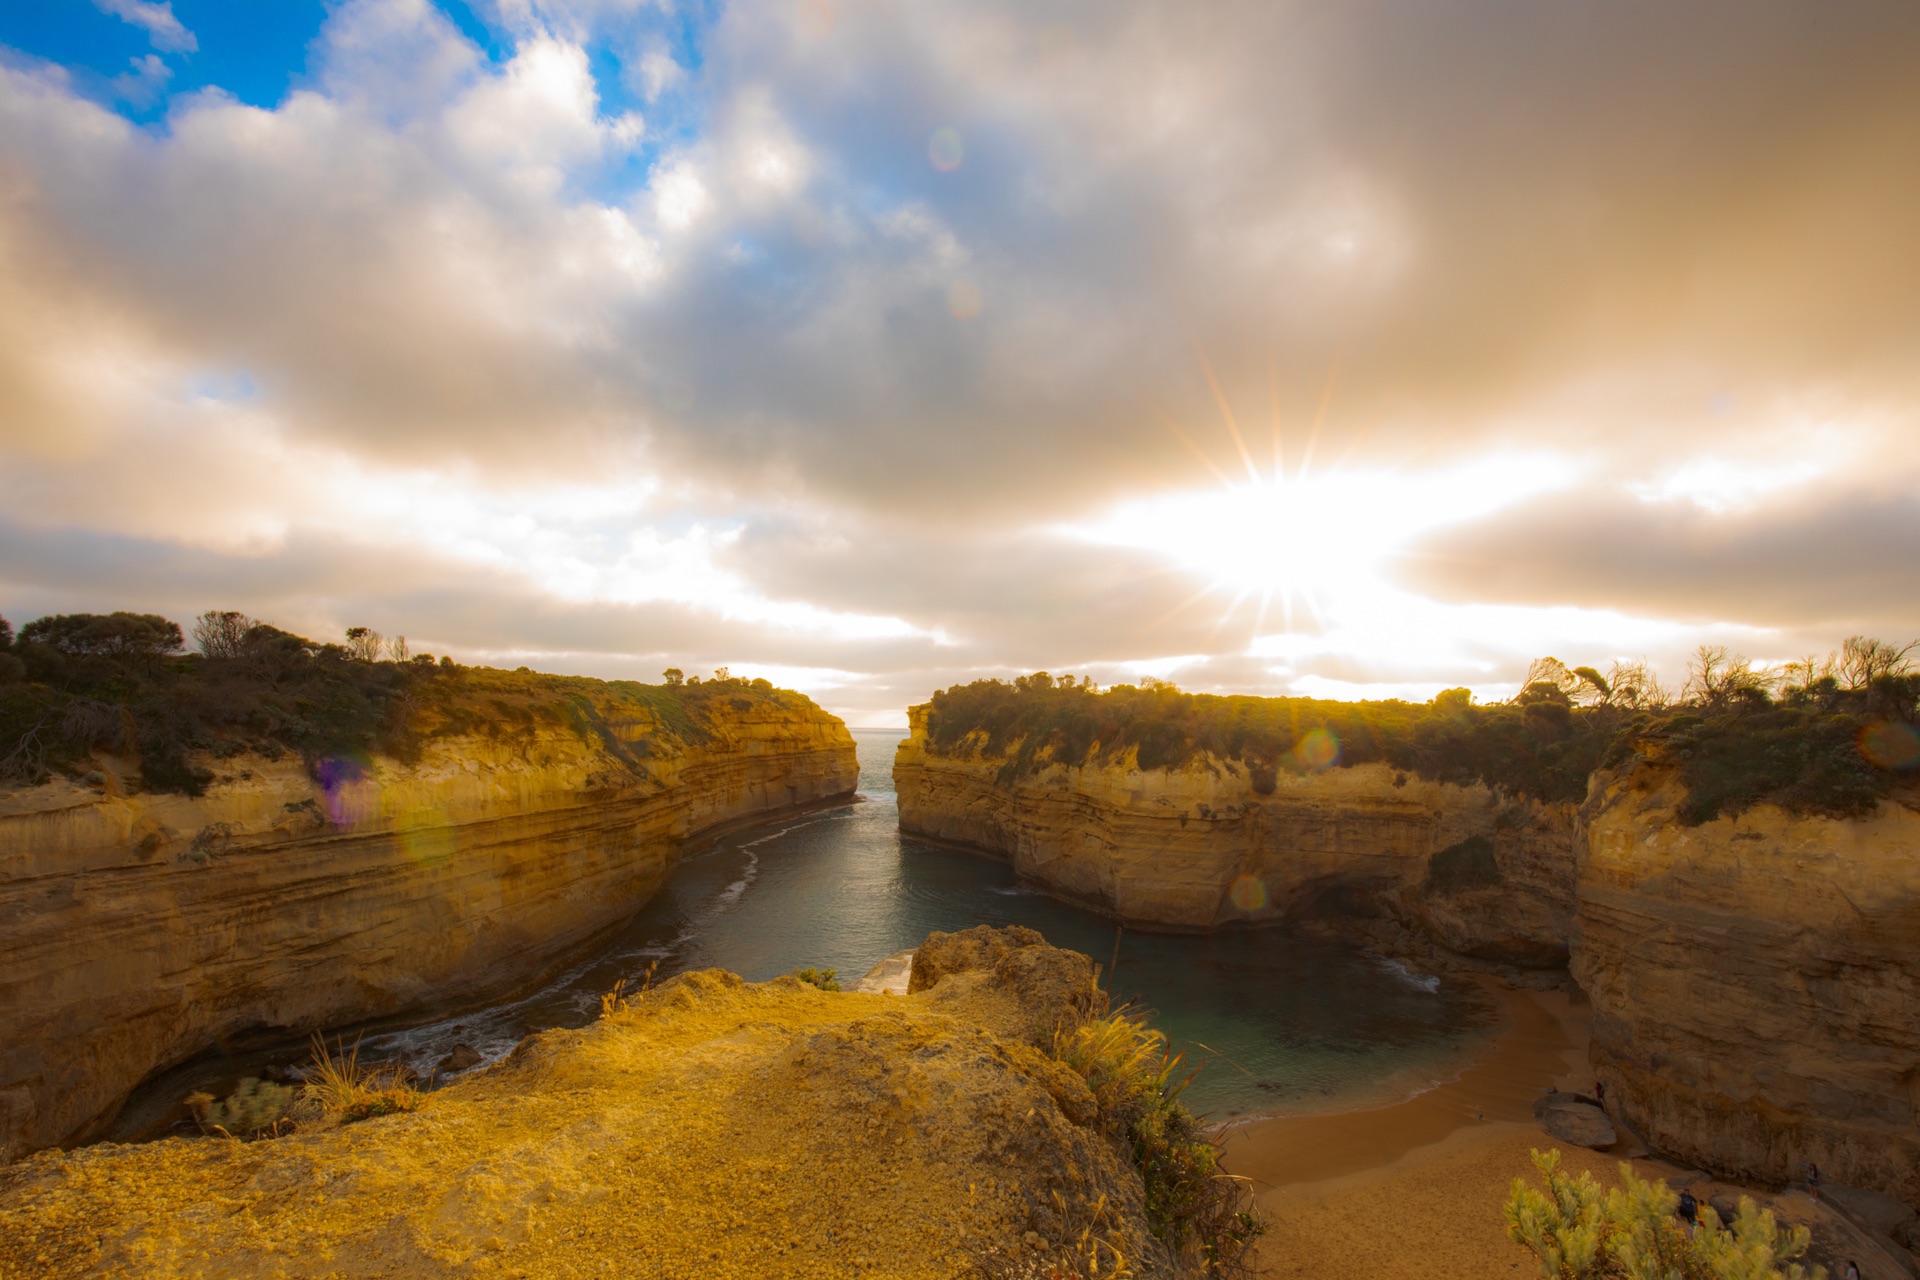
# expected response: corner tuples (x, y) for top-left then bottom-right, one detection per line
(359, 728), (1500, 1123)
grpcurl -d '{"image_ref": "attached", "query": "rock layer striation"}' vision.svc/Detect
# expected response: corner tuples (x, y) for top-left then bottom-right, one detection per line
(893, 706), (1577, 965)
(0, 696), (855, 1158)
(1578, 763), (1920, 1209)
(896, 709), (1920, 1212)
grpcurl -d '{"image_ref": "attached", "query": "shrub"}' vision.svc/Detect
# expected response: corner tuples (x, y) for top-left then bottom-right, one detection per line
(1506, 1148), (1824, 1279)
(0, 607), (803, 795)
(788, 966), (842, 992)
(1054, 1007), (1263, 1276)
(184, 1077), (297, 1136)
(922, 658), (1919, 824)
(296, 1036), (425, 1125)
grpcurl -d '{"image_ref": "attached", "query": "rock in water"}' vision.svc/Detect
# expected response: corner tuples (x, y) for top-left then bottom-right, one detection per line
(436, 1043), (483, 1075)
(1534, 1090), (1618, 1149)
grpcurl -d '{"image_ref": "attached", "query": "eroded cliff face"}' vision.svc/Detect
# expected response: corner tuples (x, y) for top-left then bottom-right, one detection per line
(0, 699), (856, 1158)
(1578, 766), (1920, 1208)
(893, 708), (1576, 963)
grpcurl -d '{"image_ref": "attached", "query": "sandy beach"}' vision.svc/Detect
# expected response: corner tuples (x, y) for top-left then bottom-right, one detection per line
(1218, 981), (1630, 1279)
(1218, 980), (1916, 1280)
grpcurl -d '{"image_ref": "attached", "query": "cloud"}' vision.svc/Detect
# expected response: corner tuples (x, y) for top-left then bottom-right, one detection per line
(93, 0), (197, 54)
(1400, 477), (1920, 642)
(3, 0), (1918, 720)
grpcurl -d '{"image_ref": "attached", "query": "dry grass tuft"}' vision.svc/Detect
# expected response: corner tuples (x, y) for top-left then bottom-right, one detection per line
(1054, 1007), (1264, 1278)
(297, 1035), (426, 1125)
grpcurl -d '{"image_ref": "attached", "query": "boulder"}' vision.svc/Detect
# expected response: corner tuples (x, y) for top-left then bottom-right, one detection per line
(1534, 1090), (1618, 1150)
(436, 1044), (483, 1075)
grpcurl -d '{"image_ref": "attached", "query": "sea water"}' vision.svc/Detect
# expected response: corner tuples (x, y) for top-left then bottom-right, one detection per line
(346, 728), (1500, 1123)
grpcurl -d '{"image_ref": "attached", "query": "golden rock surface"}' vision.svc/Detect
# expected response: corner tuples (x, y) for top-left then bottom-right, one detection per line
(0, 699), (856, 1158)
(0, 943), (1157, 1280)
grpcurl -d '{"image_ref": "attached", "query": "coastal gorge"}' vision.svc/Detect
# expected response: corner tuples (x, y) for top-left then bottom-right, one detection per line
(0, 620), (857, 1160)
(895, 672), (1920, 1215)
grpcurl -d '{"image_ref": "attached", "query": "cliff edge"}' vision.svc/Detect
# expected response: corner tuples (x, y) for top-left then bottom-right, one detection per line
(894, 704), (1576, 966)
(0, 675), (856, 1159)
(1579, 761), (1920, 1209)
(0, 931), (1172, 1280)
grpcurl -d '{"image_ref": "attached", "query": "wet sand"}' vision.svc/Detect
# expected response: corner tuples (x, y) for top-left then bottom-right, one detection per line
(1219, 980), (1615, 1279)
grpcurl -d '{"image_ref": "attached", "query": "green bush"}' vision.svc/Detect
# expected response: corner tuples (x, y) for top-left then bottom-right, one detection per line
(0, 609), (806, 796)
(1054, 1007), (1263, 1276)
(922, 668), (1917, 824)
(1506, 1148), (1823, 1279)
(787, 966), (842, 992)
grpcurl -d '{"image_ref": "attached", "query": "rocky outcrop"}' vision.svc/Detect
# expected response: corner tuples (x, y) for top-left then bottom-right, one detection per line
(0, 933), (1168, 1280)
(0, 696), (856, 1159)
(896, 708), (1920, 1214)
(1578, 764), (1920, 1210)
(893, 707), (1576, 964)
(1534, 1090), (1617, 1149)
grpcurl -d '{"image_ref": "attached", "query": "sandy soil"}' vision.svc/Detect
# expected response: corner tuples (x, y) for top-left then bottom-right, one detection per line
(1219, 982), (1628, 1280)
(1218, 981), (1917, 1280)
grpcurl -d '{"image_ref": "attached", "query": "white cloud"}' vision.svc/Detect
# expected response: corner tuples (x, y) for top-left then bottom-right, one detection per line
(93, 0), (196, 53)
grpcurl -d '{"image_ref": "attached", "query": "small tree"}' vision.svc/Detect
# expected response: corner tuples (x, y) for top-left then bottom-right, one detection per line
(1684, 645), (1775, 708)
(0, 615), (12, 650)
(386, 635), (409, 664)
(191, 610), (257, 659)
(1838, 636), (1915, 691)
(344, 626), (384, 663)
(662, 668), (684, 686)
(1605, 659), (1669, 710)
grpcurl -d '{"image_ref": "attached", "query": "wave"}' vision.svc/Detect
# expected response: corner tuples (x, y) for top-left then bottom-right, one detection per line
(1374, 956), (1441, 994)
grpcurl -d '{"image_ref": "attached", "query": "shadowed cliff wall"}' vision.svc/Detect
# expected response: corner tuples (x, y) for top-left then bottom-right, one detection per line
(896, 705), (1920, 1211)
(0, 694), (855, 1158)
(1578, 762), (1920, 1208)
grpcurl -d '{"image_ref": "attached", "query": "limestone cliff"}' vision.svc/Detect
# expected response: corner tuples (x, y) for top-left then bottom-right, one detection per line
(1578, 762), (1920, 1209)
(0, 933), (1171, 1280)
(0, 694), (855, 1159)
(893, 706), (1576, 964)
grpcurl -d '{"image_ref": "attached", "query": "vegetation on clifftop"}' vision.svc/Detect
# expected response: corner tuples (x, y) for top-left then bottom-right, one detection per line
(921, 640), (1920, 823)
(0, 608), (809, 796)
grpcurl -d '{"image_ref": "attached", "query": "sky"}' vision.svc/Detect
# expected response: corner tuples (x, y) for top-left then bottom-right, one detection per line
(1, 0), (1917, 727)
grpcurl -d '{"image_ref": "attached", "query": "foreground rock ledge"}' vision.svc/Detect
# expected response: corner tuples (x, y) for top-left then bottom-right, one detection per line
(0, 931), (1170, 1280)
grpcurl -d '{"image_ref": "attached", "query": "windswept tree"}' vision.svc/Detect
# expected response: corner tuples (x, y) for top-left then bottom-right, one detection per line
(1683, 645), (1775, 707)
(1838, 635), (1916, 691)
(344, 626), (385, 663)
(1604, 659), (1669, 710)
(191, 610), (258, 659)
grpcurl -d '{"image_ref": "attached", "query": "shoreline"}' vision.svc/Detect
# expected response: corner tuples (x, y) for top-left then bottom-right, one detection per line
(1218, 978), (1604, 1279)
(1219, 976), (1593, 1188)
(1218, 979), (1918, 1280)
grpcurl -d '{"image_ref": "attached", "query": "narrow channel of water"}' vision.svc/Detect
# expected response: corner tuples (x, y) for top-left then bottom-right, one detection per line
(113, 728), (1499, 1139)
(353, 729), (1499, 1123)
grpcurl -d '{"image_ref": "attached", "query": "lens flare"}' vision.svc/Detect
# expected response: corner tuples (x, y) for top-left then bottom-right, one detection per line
(1228, 874), (1268, 912)
(1292, 728), (1339, 771)
(1860, 720), (1920, 770)
(928, 126), (964, 172)
(314, 754), (374, 828)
